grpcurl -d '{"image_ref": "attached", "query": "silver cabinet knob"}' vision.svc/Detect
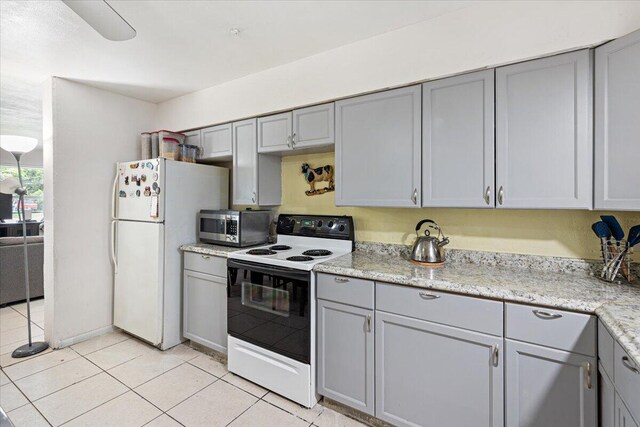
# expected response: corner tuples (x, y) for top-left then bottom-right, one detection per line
(484, 186), (491, 205)
(334, 277), (349, 283)
(584, 362), (593, 389)
(492, 344), (499, 367)
(366, 314), (372, 332)
(251, 192), (256, 203)
(286, 135), (292, 148)
(622, 356), (640, 374)
(419, 292), (440, 300)
(291, 133), (296, 147)
(411, 188), (418, 205)
(497, 186), (504, 205)
(533, 309), (562, 319)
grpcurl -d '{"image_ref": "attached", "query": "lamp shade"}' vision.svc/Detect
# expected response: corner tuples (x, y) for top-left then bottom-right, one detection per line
(0, 176), (21, 195)
(0, 135), (38, 155)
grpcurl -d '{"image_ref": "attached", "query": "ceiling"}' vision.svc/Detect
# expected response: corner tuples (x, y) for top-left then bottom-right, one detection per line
(0, 0), (471, 145)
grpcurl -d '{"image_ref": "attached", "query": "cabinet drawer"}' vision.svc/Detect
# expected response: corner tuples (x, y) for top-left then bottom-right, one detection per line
(505, 303), (596, 356)
(614, 341), (640, 421)
(184, 252), (227, 277)
(375, 283), (503, 336)
(317, 274), (374, 309)
(599, 320), (615, 379)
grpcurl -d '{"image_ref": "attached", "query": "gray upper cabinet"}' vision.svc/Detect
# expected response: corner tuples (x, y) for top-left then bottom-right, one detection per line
(505, 339), (597, 427)
(257, 112), (293, 154)
(201, 123), (232, 160)
(183, 130), (202, 155)
(317, 299), (374, 415)
(422, 70), (495, 208)
(292, 103), (335, 149)
(375, 311), (503, 427)
(233, 118), (281, 206)
(595, 29), (640, 211)
(335, 85), (422, 207)
(496, 50), (593, 209)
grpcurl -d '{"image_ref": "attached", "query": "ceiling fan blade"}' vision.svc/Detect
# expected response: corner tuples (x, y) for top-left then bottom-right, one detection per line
(62, 0), (136, 41)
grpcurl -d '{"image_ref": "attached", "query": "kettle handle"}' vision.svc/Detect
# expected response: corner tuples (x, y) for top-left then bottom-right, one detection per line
(416, 219), (438, 233)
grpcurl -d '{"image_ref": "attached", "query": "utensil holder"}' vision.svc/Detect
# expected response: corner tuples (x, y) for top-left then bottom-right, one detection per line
(600, 238), (634, 283)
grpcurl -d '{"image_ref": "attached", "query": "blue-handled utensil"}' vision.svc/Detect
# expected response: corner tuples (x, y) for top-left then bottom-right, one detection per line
(601, 215), (624, 244)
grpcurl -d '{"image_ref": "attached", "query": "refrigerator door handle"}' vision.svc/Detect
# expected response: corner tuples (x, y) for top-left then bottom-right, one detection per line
(111, 167), (118, 220)
(110, 220), (118, 274)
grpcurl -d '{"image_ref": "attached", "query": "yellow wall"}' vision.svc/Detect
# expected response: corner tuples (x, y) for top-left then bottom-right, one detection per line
(279, 152), (640, 261)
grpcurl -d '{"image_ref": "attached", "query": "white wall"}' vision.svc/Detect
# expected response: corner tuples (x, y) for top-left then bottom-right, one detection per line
(157, 1), (640, 131)
(43, 78), (157, 348)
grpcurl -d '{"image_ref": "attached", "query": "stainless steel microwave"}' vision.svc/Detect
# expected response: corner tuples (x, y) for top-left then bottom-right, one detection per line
(198, 209), (271, 247)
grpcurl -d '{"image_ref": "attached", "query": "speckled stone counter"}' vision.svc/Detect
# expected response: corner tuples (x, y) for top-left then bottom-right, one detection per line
(179, 243), (239, 257)
(314, 250), (640, 365)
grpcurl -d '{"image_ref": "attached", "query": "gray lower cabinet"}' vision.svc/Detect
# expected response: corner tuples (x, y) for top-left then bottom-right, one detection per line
(317, 299), (374, 415)
(183, 268), (227, 353)
(375, 311), (503, 427)
(601, 368), (615, 427)
(505, 339), (597, 427)
(201, 123), (232, 160)
(232, 118), (281, 206)
(335, 85), (422, 207)
(495, 49), (593, 209)
(595, 28), (640, 211)
(422, 69), (495, 208)
(616, 393), (640, 427)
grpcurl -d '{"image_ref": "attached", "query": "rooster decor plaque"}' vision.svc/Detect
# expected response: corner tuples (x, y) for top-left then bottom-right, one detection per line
(301, 163), (335, 196)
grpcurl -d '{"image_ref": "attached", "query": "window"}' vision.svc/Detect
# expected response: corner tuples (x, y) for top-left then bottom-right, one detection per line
(0, 166), (44, 221)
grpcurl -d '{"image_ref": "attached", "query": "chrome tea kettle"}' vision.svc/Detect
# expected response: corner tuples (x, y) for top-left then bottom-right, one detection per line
(411, 219), (449, 265)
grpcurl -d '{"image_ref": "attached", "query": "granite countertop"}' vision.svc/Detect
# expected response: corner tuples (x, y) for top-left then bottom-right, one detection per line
(314, 250), (640, 365)
(180, 243), (239, 257)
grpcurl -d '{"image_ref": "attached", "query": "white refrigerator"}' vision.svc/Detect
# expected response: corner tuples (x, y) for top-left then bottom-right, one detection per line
(111, 158), (228, 349)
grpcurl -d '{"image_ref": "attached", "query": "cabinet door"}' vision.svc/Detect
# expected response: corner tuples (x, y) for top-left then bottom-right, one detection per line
(601, 367), (615, 427)
(335, 85), (422, 207)
(317, 300), (374, 415)
(506, 339), (597, 427)
(375, 311), (503, 427)
(233, 118), (258, 205)
(183, 130), (202, 155)
(422, 70), (495, 208)
(496, 50), (593, 209)
(616, 392), (640, 427)
(257, 111), (292, 154)
(183, 269), (227, 353)
(201, 123), (232, 160)
(595, 29), (640, 210)
(292, 103), (335, 149)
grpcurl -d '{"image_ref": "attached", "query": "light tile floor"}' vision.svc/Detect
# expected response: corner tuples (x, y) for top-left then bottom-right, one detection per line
(0, 303), (367, 427)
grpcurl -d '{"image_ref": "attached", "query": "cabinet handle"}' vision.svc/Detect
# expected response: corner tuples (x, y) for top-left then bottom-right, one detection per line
(334, 277), (349, 283)
(252, 192), (256, 203)
(419, 292), (440, 300)
(584, 362), (592, 389)
(498, 186), (504, 205)
(411, 188), (418, 205)
(484, 186), (491, 205)
(622, 356), (640, 374)
(492, 344), (499, 367)
(366, 314), (372, 332)
(292, 133), (296, 147)
(532, 309), (562, 319)
(287, 135), (292, 148)
(201, 255), (210, 260)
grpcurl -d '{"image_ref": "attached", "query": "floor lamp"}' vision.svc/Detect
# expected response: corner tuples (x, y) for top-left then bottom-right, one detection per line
(0, 135), (49, 357)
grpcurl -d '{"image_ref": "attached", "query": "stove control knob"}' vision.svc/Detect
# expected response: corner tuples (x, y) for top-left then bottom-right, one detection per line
(328, 221), (334, 228)
(317, 220), (323, 227)
(339, 224), (345, 232)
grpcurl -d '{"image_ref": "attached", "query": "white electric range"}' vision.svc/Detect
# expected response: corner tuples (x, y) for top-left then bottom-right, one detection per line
(226, 214), (354, 408)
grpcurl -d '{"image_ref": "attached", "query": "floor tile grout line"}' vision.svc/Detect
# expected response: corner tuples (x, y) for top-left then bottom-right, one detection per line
(1, 356), (54, 427)
(224, 395), (263, 427)
(27, 370), (105, 405)
(4, 349), (84, 383)
(55, 387), (131, 426)
(72, 335), (132, 357)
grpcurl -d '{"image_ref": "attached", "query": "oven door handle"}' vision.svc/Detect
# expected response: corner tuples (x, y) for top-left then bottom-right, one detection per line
(227, 259), (310, 281)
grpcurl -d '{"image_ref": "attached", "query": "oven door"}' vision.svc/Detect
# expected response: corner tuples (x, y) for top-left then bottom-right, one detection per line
(227, 259), (311, 364)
